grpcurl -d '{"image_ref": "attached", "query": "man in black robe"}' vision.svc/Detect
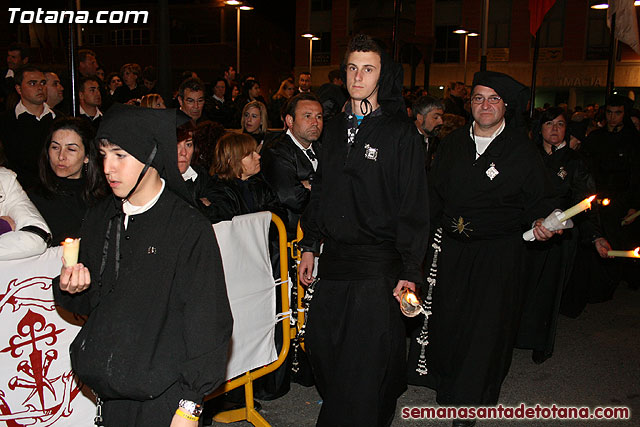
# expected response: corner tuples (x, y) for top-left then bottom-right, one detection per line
(298, 34), (429, 427)
(408, 71), (557, 427)
(581, 95), (640, 291)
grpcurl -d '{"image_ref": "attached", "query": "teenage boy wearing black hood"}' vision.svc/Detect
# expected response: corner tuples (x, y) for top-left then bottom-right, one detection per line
(53, 104), (232, 427)
(298, 34), (430, 427)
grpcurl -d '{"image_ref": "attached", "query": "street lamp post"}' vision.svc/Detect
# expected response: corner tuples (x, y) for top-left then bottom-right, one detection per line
(453, 29), (478, 85)
(302, 33), (320, 75)
(225, 1), (253, 74)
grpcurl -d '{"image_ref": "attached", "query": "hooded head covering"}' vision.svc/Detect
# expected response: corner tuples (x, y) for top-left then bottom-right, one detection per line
(94, 105), (191, 282)
(96, 104), (191, 203)
(340, 34), (405, 116)
(472, 71), (529, 128)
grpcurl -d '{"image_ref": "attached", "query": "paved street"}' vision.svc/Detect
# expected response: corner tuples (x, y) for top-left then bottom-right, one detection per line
(211, 283), (639, 427)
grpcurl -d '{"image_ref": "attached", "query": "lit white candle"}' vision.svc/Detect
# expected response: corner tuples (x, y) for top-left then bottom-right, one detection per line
(607, 247), (640, 258)
(62, 238), (80, 267)
(558, 195), (596, 222)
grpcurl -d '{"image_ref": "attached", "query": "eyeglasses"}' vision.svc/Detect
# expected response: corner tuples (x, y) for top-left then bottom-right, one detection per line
(471, 95), (502, 104)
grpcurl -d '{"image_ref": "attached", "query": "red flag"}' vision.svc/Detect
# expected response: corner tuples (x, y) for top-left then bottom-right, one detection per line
(529, 0), (557, 36)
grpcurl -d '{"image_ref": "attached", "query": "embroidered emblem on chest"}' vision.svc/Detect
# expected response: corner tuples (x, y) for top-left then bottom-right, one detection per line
(147, 246), (157, 255)
(364, 144), (378, 161)
(451, 216), (473, 237)
(485, 162), (499, 180)
(347, 127), (358, 145)
(557, 166), (568, 180)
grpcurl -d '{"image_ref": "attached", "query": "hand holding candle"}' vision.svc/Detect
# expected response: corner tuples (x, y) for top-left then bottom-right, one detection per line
(607, 247), (640, 258)
(523, 195), (595, 241)
(61, 238), (80, 267)
(399, 288), (424, 317)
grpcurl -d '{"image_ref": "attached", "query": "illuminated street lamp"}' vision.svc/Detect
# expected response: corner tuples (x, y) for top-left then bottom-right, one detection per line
(225, 1), (253, 74)
(452, 28), (479, 85)
(302, 33), (320, 74)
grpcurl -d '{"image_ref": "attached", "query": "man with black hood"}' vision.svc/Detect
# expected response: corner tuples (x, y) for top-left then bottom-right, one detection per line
(298, 34), (429, 426)
(53, 104), (233, 426)
(407, 71), (557, 427)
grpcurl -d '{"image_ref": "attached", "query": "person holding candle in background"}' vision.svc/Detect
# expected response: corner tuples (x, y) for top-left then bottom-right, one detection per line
(516, 107), (611, 364)
(28, 117), (108, 245)
(53, 104), (232, 427)
(407, 71), (557, 427)
(580, 94), (640, 292)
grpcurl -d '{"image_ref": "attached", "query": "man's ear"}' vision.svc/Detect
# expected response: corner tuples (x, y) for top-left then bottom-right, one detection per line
(178, 96), (184, 108)
(15, 84), (21, 97)
(285, 114), (294, 129)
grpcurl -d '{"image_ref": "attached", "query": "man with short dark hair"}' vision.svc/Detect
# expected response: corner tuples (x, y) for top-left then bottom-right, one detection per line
(582, 95), (640, 290)
(223, 65), (236, 100)
(261, 93), (323, 237)
(44, 71), (64, 110)
(1, 43), (29, 111)
(413, 95), (444, 170)
(78, 76), (103, 129)
(298, 34), (429, 426)
(298, 71), (312, 93)
(0, 65), (57, 188)
(315, 69), (348, 121)
(443, 80), (468, 121)
(205, 77), (233, 128)
(178, 77), (206, 124)
(78, 49), (98, 78)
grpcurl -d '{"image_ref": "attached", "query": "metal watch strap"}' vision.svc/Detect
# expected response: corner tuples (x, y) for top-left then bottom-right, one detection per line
(178, 399), (203, 417)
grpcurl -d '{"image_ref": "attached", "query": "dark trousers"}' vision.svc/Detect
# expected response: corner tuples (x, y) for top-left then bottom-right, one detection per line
(306, 277), (406, 427)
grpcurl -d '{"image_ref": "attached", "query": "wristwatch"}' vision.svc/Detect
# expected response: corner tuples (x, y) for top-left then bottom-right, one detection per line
(178, 399), (203, 417)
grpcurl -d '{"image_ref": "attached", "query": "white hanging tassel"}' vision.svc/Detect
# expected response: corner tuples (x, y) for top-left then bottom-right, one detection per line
(416, 228), (442, 375)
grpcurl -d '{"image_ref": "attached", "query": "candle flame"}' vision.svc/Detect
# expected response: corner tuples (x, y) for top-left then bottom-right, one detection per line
(64, 238), (74, 244)
(405, 292), (419, 305)
(587, 195), (596, 203)
(635, 247), (640, 257)
(601, 198), (610, 206)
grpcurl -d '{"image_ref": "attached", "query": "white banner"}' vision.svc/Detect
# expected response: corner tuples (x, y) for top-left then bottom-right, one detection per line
(0, 247), (95, 426)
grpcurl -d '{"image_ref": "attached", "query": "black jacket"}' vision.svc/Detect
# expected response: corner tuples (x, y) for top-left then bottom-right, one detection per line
(261, 132), (316, 236)
(0, 109), (57, 189)
(201, 173), (284, 224)
(53, 189), (232, 403)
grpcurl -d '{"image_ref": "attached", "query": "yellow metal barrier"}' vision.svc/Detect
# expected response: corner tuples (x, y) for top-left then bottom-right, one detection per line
(205, 213), (290, 427)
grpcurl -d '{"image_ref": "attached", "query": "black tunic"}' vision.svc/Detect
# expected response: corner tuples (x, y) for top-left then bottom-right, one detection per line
(409, 123), (551, 405)
(516, 144), (598, 355)
(300, 104), (430, 426)
(53, 189), (232, 426)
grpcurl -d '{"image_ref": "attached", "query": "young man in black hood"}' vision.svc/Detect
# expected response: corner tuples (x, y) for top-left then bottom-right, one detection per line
(298, 34), (430, 426)
(53, 104), (232, 427)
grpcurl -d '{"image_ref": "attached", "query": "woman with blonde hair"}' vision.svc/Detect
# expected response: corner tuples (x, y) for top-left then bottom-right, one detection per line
(241, 101), (269, 150)
(269, 78), (295, 128)
(140, 93), (166, 109)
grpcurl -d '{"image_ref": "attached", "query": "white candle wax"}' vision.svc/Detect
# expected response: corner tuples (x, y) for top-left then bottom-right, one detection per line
(559, 195), (596, 222)
(621, 210), (640, 226)
(62, 238), (80, 266)
(607, 248), (640, 258)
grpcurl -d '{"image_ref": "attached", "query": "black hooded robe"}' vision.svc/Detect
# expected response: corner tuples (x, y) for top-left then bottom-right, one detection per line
(299, 55), (429, 426)
(407, 123), (550, 406)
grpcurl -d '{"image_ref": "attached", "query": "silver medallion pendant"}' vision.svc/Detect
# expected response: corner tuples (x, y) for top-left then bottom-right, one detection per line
(557, 166), (568, 180)
(364, 144), (378, 161)
(486, 162), (499, 180)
